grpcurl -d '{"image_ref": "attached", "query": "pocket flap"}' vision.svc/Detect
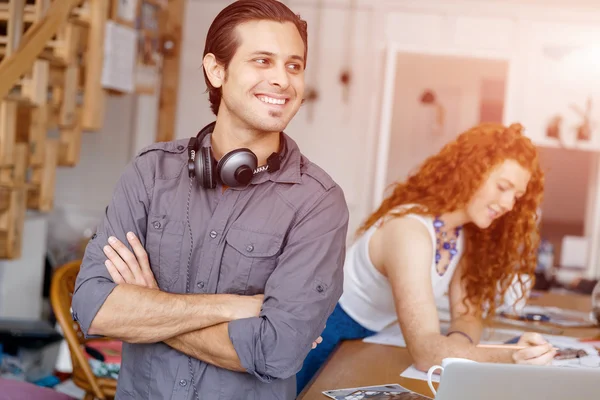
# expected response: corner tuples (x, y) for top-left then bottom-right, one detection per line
(226, 227), (283, 258)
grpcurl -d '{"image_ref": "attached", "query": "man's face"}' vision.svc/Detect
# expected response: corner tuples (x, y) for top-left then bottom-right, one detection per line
(216, 20), (306, 133)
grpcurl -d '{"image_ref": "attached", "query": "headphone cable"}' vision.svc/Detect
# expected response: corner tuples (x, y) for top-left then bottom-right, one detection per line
(184, 175), (201, 400)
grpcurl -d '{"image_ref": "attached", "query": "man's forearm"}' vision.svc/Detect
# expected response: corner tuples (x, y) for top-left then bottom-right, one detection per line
(165, 323), (245, 372)
(88, 284), (238, 343)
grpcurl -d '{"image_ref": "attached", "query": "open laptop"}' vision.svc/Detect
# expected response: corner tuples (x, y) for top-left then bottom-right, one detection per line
(435, 361), (600, 399)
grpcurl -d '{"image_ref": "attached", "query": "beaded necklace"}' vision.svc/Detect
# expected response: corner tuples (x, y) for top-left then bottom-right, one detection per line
(433, 216), (462, 275)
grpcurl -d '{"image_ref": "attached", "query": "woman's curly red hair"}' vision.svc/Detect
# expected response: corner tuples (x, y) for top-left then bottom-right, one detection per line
(358, 122), (544, 319)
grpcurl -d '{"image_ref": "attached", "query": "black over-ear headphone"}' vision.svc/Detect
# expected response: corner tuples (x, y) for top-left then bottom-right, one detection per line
(187, 122), (287, 188)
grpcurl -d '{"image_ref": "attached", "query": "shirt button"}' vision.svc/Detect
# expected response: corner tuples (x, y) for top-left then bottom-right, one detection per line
(179, 379), (187, 387)
(197, 281), (205, 289)
(316, 284), (325, 293)
(246, 244), (254, 252)
(209, 230), (217, 238)
(91, 233), (97, 239)
(153, 221), (161, 229)
(177, 145), (184, 151)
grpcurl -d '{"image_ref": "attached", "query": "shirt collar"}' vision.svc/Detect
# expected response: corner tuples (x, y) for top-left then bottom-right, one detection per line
(251, 132), (301, 185)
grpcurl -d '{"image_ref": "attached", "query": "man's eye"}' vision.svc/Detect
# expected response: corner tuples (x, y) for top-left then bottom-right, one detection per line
(255, 59), (267, 64)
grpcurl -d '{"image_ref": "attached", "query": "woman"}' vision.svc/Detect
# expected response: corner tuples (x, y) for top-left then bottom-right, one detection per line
(296, 122), (555, 393)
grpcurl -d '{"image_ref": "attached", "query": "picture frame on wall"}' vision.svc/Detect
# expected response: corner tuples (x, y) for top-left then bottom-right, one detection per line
(140, 0), (161, 32)
(134, 0), (167, 94)
(111, 0), (139, 28)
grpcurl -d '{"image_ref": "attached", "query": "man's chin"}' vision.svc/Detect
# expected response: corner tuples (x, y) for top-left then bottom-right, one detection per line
(252, 118), (289, 133)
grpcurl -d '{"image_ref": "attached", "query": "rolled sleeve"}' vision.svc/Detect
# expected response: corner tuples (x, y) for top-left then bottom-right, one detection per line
(228, 185), (349, 381)
(71, 156), (153, 337)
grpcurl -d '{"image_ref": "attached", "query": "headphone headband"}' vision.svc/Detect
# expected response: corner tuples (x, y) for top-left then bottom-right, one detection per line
(187, 122), (287, 186)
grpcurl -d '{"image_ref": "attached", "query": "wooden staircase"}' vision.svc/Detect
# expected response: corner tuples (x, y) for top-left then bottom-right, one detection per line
(0, 0), (171, 259)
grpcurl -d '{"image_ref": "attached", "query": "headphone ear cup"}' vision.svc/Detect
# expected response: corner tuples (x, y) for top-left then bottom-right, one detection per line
(198, 146), (216, 189)
(216, 149), (257, 187)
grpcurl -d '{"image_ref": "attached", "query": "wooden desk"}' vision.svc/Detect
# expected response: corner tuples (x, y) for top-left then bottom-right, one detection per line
(298, 291), (600, 399)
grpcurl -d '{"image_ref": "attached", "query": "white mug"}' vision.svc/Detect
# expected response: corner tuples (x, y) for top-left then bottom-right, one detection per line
(427, 357), (477, 396)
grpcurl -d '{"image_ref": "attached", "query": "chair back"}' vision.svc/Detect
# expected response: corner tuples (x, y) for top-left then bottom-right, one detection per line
(50, 260), (107, 399)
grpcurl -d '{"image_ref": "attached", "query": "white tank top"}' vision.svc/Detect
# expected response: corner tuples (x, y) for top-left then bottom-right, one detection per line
(338, 212), (464, 332)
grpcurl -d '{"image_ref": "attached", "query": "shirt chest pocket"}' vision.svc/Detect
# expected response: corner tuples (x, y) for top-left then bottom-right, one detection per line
(218, 227), (283, 295)
(146, 216), (185, 291)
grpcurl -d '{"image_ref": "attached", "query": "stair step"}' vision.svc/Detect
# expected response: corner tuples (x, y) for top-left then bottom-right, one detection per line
(0, 3), (89, 26)
(70, 7), (89, 27)
(3, 93), (35, 107)
(0, 45), (67, 67)
(0, 4), (36, 24)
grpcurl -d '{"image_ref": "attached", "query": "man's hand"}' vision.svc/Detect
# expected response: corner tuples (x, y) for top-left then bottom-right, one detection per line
(103, 232), (264, 319)
(103, 232), (158, 289)
(312, 336), (323, 349)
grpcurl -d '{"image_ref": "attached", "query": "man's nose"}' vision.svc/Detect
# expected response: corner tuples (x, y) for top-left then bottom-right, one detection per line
(268, 65), (290, 90)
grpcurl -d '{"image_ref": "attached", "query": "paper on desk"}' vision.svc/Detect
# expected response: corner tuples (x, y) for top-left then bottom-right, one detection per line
(364, 323), (523, 348)
(364, 324), (408, 347)
(543, 334), (600, 368)
(401, 365), (438, 383)
(500, 305), (596, 328)
(399, 334), (600, 382)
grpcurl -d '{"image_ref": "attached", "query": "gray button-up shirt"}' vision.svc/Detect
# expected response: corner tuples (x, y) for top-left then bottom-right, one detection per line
(71, 132), (349, 399)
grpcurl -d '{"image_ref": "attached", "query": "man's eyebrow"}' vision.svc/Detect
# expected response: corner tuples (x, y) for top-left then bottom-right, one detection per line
(249, 51), (305, 63)
(250, 51), (276, 58)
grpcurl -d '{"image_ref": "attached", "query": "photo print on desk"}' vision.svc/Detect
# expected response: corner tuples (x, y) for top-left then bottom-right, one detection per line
(323, 384), (432, 400)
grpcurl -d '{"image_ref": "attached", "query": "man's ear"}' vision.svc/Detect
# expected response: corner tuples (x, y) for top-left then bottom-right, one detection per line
(203, 53), (225, 88)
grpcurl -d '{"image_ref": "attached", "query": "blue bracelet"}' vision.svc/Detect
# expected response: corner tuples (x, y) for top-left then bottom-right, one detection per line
(446, 330), (474, 344)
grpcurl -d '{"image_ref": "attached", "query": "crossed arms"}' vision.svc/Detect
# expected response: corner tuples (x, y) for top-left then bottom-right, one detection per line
(70, 157), (349, 381)
(93, 232), (264, 372)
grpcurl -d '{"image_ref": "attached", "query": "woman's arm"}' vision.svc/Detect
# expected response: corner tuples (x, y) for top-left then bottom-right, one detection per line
(378, 217), (555, 371)
(446, 257), (557, 365)
(446, 259), (484, 345)
(378, 216), (474, 370)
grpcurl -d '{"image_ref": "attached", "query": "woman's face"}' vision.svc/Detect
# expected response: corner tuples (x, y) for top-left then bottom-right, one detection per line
(465, 159), (531, 229)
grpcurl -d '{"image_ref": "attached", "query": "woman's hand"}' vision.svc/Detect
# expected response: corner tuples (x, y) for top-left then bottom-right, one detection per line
(511, 332), (557, 365)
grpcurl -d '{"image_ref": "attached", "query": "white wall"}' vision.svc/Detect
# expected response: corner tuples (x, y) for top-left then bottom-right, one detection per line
(48, 92), (160, 266)
(131, 94), (160, 156)
(0, 214), (48, 319)
(48, 95), (139, 259)
(54, 95), (137, 215)
(385, 53), (508, 188)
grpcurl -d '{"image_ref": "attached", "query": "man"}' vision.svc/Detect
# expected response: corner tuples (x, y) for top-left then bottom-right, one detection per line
(71, 0), (349, 399)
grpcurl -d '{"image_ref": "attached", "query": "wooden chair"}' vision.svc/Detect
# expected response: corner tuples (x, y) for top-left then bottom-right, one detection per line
(50, 259), (117, 400)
